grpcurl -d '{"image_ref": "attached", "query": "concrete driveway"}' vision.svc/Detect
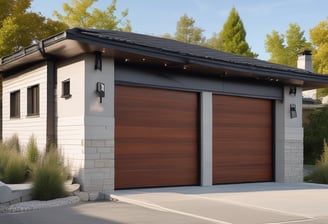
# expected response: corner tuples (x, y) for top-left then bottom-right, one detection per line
(113, 182), (328, 224)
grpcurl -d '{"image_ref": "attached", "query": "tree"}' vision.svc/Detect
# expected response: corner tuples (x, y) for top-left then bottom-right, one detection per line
(209, 7), (257, 58)
(265, 23), (312, 67)
(54, 0), (131, 31)
(0, 0), (68, 57)
(310, 18), (328, 74)
(174, 14), (205, 45)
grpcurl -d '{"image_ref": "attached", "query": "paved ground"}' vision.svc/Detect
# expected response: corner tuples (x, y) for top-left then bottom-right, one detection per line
(112, 182), (328, 224)
(1, 182), (328, 224)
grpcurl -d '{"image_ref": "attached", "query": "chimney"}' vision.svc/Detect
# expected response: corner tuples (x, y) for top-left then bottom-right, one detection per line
(297, 50), (312, 72)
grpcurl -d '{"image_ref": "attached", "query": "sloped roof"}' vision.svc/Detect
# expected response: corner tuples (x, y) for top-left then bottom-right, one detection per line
(1, 28), (328, 88)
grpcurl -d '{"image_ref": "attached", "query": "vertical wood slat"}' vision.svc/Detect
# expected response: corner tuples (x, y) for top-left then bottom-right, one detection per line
(213, 94), (273, 184)
(115, 85), (199, 189)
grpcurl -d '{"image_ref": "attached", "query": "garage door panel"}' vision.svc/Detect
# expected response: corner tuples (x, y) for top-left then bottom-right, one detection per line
(213, 94), (273, 184)
(116, 127), (197, 139)
(115, 86), (199, 189)
(115, 169), (198, 189)
(214, 166), (272, 183)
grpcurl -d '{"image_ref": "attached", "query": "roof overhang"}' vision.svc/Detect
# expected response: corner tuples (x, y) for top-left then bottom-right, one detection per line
(1, 28), (328, 89)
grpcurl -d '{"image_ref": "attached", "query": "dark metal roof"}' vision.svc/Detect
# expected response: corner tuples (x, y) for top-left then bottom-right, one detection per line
(1, 27), (328, 88)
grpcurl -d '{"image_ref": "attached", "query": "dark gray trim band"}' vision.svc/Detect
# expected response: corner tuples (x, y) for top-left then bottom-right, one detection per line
(115, 64), (283, 100)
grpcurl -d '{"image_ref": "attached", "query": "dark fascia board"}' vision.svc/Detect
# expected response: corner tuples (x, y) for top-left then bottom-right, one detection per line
(0, 31), (67, 73)
(65, 28), (189, 64)
(64, 28), (328, 88)
(2, 28), (328, 88)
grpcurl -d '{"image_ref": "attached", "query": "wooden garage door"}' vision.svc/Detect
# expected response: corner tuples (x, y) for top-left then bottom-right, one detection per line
(213, 95), (273, 184)
(115, 85), (199, 189)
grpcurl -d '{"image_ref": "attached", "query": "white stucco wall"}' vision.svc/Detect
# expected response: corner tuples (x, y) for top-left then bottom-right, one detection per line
(2, 65), (47, 150)
(57, 59), (86, 176)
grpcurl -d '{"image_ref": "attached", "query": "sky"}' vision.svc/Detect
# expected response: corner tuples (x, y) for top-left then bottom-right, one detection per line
(31, 0), (328, 60)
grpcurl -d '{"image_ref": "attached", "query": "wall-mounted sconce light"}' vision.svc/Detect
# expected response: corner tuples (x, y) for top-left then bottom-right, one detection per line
(290, 104), (297, 118)
(94, 51), (102, 71)
(289, 86), (297, 96)
(96, 82), (105, 103)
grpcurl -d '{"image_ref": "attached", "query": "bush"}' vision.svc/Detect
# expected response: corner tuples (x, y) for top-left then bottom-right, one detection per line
(304, 107), (328, 164)
(32, 147), (68, 200)
(0, 145), (9, 176)
(305, 140), (328, 184)
(4, 134), (21, 153)
(26, 135), (39, 164)
(0, 135), (71, 200)
(2, 152), (27, 184)
(32, 163), (66, 201)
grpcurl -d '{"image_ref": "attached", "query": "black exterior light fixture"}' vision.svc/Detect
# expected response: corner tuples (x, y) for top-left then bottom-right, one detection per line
(289, 86), (297, 96)
(96, 82), (105, 103)
(290, 104), (297, 118)
(94, 51), (102, 71)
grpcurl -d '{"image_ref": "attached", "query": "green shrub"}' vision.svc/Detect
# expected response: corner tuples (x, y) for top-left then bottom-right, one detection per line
(32, 146), (69, 200)
(26, 135), (39, 164)
(304, 165), (328, 183)
(305, 140), (328, 184)
(0, 145), (9, 176)
(2, 153), (27, 184)
(32, 163), (66, 201)
(4, 134), (21, 153)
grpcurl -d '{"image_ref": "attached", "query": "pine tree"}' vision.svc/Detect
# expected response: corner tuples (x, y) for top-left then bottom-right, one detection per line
(210, 7), (257, 58)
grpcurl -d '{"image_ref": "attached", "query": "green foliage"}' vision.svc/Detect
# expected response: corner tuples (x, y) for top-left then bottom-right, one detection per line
(32, 161), (66, 201)
(32, 144), (69, 200)
(26, 135), (39, 164)
(209, 7), (257, 58)
(310, 18), (328, 74)
(0, 145), (10, 176)
(174, 14), (205, 45)
(0, 0), (68, 57)
(2, 151), (27, 184)
(265, 23), (312, 67)
(0, 135), (70, 200)
(4, 134), (21, 153)
(54, 0), (131, 31)
(304, 140), (328, 184)
(304, 107), (328, 164)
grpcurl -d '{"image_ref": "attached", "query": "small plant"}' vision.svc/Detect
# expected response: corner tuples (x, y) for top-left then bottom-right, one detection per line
(26, 135), (39, 164)
(2, 152), (27, 184)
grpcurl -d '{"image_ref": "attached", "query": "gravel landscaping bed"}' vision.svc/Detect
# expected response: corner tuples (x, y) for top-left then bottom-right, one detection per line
(0, 196), (80, 213)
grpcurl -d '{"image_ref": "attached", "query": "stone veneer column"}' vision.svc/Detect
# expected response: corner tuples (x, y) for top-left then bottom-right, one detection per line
(79, 55), (115, 198)
(275, 86), (303, 182)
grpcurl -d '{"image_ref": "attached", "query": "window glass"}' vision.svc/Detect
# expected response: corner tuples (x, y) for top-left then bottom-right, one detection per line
(27, 85), (39, 116)
(62, 79), (71, 98)
(10, 90), (20, 118)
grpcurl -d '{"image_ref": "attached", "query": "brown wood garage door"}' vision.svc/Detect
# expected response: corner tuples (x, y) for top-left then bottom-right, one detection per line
(213, 95), (273, 184)
(115, 85), (199, 189)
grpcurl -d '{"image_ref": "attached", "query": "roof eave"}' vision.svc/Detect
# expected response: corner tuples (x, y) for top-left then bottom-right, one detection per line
(1, 28), (328, 89)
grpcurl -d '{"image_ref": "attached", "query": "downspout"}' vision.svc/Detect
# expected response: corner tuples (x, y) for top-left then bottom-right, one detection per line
(38, 41), (57, 148)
